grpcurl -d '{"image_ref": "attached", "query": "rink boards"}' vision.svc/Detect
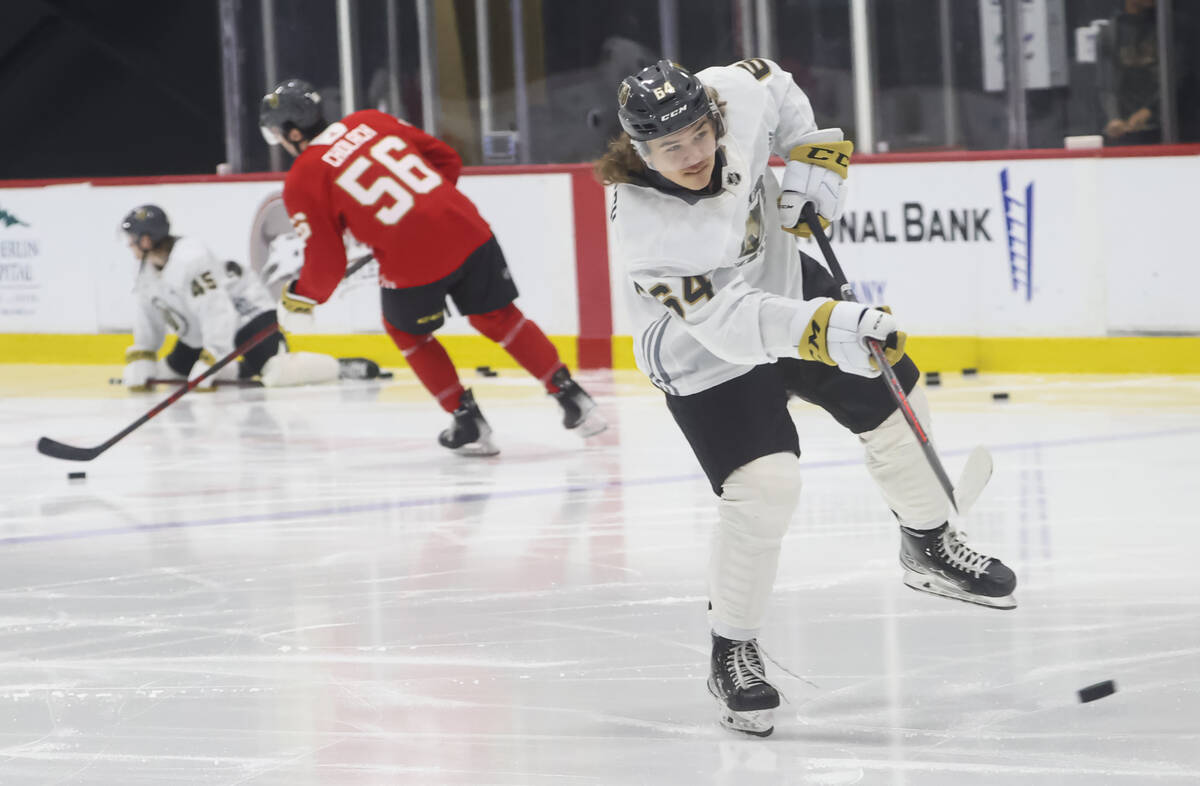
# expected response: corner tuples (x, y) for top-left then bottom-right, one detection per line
(1, 146), (1198, 372)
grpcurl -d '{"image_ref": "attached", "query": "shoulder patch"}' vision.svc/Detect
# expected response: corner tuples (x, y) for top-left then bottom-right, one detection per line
(734, 58), (771, 81)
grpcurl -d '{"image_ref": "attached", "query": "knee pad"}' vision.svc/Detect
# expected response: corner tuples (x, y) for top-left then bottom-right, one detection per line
(709, 452), (803, 640)
(858, 385), (949, 528)
(468, 304), (524, 345)
(260, 351), (340, 387)
(719, 452), (805, 543)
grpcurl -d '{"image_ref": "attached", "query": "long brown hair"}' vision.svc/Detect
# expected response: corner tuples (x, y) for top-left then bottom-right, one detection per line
(592, 87), (725, 186)
(593, 135), (647, 185)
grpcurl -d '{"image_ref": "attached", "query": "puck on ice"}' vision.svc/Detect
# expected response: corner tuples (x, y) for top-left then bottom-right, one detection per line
(1078, 680), (1116, 703)
(925, 371), (941, 386)
(992, 392), (1009, 401)
(962, 367), (978, 376)
(68, 471), (86, 480)
(476, 366), (498, 377)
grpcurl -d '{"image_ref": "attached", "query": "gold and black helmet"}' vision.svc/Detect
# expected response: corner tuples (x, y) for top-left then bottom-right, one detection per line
(616, 60), (719, 142)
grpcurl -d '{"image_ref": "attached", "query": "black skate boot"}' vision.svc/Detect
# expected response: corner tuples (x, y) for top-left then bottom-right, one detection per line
(337, 357), (382, 380)
(900, 522), (1017, 609)
(437, 389), (499, 456)
(548, 367), (606, 437)
(707, 633), (780, 737)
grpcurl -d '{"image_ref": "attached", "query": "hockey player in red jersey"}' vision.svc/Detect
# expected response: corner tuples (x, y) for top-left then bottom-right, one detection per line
(258, 78), (605, 455)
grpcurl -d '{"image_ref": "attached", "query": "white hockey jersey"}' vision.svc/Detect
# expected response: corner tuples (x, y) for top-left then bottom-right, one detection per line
(610, 59), (834, 396)
(130, 237), (275, 360)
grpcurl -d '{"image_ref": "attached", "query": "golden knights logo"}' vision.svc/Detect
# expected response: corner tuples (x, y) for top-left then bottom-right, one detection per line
(736, 176), (765, 265)
(617, 82), (630, 107)
(151, 297), (190, 335)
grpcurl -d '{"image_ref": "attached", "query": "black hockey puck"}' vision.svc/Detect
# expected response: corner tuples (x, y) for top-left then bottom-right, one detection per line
(67, 471), (86, 480)
(379, 371), (394, 379)
(925, 371), (941, 386)
(962, 367), (978, 376)
(1078, 680), (1116, 703)
(476, 366), (498, 377)
(992, 392), (1009, 401)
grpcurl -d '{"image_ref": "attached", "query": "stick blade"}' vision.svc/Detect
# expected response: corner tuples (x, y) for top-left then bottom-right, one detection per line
(954, 446), (994, 516)
(37, 437), (103, 462)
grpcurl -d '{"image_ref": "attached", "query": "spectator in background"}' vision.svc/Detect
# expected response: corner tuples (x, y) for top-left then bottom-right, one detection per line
(1098, 0), (1161, 145)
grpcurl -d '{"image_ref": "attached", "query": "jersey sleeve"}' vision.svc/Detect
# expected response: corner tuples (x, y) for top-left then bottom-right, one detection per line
(284, 160), (350, 303)
(393, 117), (463, 184)
(739, 59), (819, 156)
(130, 292), (166, 356)
(627, 259), (830, 365)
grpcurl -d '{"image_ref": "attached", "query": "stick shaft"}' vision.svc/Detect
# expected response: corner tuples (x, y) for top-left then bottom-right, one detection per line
(38, 324), (279, 462)
(801, 203), (958, 512)
(42, 257), (373, 462)
(108, 378), (261, 388)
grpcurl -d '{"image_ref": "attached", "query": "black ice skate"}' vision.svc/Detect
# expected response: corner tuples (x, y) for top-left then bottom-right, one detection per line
(549, 367), (606, 437)
(438, 389), (499, 456)
(899, 522), (1017, 610)
(337, 357), (382, 380)
(707, 634), (780, 737)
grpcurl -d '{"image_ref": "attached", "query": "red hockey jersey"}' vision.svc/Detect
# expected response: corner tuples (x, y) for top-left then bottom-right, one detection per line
(283, 109), (494, 302)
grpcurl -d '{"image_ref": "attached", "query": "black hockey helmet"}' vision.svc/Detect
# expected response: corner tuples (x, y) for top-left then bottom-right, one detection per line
(120, 204), (170, 247)
(617, 60), (723, 142)
(259, 78), (326, 146)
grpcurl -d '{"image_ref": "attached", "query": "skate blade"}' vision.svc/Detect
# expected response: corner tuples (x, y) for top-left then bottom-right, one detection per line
(707, 678), (775, 737)
(903, 572), (1017, 610)
(717, 707), (774, 737)
(446, 427), (500, 457)
(571, 409), (607, 438)
(450, 439), (500, 457)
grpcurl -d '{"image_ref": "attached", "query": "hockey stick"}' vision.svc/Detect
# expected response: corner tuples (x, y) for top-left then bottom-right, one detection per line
(108, 377), (263, 388)
(954, 446), (993, 517)
(801, 202), (961, 512)
(40, 253), (377, 462)
(38, 324), (280, 462)
(343, 251), (374, 279)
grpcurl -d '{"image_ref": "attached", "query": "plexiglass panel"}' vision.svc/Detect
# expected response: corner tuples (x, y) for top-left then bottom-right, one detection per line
(225, 0), (1199, 171)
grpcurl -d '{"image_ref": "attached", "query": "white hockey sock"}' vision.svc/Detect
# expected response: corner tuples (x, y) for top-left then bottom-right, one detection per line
(708, 452), (803, 640)
(858, 384), (949, 530)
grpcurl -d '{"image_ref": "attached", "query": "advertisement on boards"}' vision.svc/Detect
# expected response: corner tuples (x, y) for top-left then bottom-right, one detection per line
(0, 184), (98, 333)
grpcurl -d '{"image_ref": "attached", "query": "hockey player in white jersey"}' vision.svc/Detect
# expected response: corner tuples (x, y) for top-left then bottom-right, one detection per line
(596, 59), (1017, 737)
(119, 204), (345, 390)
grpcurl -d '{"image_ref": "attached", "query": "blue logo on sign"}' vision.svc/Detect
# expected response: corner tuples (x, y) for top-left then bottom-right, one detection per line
(999, 168), (1033, 301)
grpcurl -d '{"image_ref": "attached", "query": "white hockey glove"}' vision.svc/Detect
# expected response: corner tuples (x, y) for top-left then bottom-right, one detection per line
(779, 128), (853, 238)
(189, 350), (239, 391)
(277, 280), (317, 333)
(261, 232), (306, 295)
(122, 348), (157, 391)
(798, 302), (907, 379)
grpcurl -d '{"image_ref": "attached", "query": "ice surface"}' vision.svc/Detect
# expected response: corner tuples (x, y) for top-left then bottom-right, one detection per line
(1, 365), (1198, 784)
